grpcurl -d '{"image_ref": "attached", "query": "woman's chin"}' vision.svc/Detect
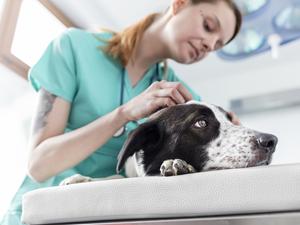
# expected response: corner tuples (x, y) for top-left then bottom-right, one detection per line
(174, 54), (196, 64)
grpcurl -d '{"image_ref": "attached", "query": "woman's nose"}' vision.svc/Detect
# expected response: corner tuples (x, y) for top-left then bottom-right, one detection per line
(203, 35), (219, 52)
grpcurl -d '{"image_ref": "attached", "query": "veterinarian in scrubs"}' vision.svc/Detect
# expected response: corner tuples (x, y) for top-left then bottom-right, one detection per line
(1, 0), (241, 224)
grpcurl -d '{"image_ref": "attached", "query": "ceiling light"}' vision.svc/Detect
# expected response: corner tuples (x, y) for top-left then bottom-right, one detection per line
(274, 4), (300, 31)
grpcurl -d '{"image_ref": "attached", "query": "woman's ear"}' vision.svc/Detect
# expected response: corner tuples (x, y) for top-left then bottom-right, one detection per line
(171, 0), (189, 15)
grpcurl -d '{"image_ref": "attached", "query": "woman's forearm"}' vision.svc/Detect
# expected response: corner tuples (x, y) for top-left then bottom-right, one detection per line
(28, 106), (129, 182)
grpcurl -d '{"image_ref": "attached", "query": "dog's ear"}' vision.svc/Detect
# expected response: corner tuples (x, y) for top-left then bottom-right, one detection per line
(116, 121), (162, 173)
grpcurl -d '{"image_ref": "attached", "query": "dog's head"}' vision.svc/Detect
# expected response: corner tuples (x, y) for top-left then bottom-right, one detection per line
(117, 101), (278, 175)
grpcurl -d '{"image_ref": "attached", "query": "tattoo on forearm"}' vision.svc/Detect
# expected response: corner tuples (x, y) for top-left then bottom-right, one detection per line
(32, 88), (57, 133)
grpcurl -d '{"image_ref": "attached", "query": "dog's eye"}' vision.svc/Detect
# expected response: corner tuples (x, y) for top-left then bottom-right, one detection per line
(194, 120), (207, 128)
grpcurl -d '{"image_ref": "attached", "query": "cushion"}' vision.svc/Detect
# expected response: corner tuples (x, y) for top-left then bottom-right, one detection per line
(22, 163), (300, 225)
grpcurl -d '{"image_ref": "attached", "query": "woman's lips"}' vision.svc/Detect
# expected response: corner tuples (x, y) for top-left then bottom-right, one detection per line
(188, 42), (203, 60)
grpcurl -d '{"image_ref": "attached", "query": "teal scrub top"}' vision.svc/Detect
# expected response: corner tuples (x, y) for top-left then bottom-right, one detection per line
(1, 27), (201, 225)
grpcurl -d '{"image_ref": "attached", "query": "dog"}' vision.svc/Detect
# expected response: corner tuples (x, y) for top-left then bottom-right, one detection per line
(60, 101), (277, 185)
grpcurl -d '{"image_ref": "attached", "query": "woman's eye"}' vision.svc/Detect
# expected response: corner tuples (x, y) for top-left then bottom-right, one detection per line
(194, 120), (207, 128)
(203, 20), (211, 32)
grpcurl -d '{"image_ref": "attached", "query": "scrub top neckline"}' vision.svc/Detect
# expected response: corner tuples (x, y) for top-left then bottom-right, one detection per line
(123, 64), (158, 95)
(91, 31), (160, 96)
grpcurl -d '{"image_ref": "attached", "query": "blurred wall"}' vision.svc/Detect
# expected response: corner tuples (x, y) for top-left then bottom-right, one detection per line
(0, 65), (36, 218)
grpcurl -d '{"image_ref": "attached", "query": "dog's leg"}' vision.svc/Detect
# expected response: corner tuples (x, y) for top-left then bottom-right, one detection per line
(60, 174), (93, 185)
(160, 159), (196, 176)
(92, 175), (125, 181)
(60, 174), (125, 185)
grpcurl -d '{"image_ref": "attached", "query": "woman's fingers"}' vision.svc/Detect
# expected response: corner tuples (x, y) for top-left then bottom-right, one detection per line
(228, 111), (241, 125)
(158, 81), (193, 102)
(153, 88), (186, 104)
(128, 81), (194, 120)
(146, 97), (176, 116)
(151, 97), (177, 109)
(148, 80), (193, 103)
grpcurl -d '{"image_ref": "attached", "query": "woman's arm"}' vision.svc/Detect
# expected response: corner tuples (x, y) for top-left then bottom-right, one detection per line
(28, 80), (192, 182)
(27, 88), (129, 183)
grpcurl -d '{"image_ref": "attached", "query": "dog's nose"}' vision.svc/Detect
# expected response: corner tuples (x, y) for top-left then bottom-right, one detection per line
(257, 133), (278, 153)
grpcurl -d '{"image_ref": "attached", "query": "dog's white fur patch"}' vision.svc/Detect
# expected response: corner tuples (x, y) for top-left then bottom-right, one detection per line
(125, 151), (146, 177)
(187, 100), (263, 170)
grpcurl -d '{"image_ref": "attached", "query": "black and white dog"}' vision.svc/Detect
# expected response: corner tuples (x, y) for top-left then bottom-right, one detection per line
(60, 101), (277, 185)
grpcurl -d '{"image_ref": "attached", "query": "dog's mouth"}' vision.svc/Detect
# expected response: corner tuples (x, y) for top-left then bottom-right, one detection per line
(248, 136), (276, 167)
(241, 134), (276, 168)
(203, 166), (232, 171)
(202, 150), (274, 172)
(203, 160), (271, 171)
(255, 159), (271, 166)
(250, 151), (274, 167)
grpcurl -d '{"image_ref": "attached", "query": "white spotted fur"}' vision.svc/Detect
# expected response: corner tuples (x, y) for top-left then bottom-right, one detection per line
(187, 100), (263, 170)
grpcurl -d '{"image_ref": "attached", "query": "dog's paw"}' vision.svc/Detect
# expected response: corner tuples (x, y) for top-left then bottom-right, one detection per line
(160, 159), (196, 176)
(59, 174), (93, 186)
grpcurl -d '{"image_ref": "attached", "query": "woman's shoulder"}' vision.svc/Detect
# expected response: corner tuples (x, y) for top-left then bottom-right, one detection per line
(57, 27), (114, 50)
(59, 27), (90, 41)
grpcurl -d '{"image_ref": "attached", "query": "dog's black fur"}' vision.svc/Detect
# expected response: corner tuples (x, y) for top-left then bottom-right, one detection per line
(116, 102), (278, 177)
(60, 102), (278, 185)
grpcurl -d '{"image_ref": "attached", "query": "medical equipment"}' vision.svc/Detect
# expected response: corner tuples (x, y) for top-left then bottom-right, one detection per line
(218, 0), (300, 60)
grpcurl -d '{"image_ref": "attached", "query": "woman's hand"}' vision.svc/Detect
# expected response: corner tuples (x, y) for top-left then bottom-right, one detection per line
(228, 111), (241, 126)
(121, 80), (193, 121)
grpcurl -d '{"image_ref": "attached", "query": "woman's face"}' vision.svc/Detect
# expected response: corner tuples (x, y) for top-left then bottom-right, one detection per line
(163, 0), (236, 64)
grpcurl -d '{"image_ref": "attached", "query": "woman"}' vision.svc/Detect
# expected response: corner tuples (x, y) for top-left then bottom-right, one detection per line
(1, 0), (241, 224)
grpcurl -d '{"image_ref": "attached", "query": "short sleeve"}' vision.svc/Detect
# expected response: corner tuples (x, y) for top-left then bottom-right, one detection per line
(165, 67), (202, 101)
(28, 29), (77, 103)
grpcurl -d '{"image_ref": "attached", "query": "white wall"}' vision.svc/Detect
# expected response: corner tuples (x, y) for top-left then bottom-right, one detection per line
(0, 65), (36, 218)
(240, 107), (300, 165)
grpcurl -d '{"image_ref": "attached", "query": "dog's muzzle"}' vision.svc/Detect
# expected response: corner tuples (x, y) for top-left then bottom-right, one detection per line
(256, 133), (278, 154)
(251, 132), (278, 166)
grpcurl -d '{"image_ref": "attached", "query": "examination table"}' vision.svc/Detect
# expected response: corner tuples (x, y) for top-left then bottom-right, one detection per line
(22, 163), (300, 225)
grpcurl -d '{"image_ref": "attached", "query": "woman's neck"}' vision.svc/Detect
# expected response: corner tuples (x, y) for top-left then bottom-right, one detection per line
(125, 14), (170, 87)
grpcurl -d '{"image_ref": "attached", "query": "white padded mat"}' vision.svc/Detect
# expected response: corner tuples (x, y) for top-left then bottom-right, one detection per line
(22, 163), (300, 225)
